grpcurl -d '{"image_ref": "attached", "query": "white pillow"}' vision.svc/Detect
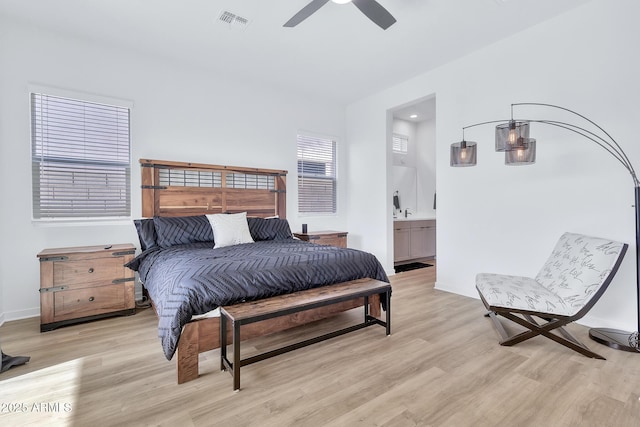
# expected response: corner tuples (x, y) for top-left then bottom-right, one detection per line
(206, 212), (254, 249)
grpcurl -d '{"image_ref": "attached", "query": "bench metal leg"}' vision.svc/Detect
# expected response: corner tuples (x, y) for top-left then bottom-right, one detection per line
(385, 289), (391, 336)
(364, 295), (369, 323)
(233, 320), (241, 391)
(220, 313), (227, 372)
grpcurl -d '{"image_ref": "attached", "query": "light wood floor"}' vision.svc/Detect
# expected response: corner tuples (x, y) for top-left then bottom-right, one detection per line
(2, 264), (640, 426)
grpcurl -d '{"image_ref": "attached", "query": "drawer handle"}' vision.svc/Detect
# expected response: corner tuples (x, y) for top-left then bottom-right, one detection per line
(89, 296), (95, 302)
(88, 268), (94, 273)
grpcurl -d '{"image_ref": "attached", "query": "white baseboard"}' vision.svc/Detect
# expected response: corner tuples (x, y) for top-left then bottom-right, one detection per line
(434, 280), (479, 300)
(2, 307), (39, 323)
(577, 313), (635, 332)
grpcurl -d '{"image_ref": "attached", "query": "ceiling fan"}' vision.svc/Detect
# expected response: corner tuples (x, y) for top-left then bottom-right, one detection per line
(284, 0), (396, 30)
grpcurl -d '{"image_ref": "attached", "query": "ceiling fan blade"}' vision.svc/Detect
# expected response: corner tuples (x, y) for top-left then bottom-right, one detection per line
(284, 0), (331, 27)
(352, 0), (396, 30)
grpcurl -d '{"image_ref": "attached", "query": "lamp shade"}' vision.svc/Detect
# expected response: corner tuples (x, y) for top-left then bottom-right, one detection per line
(495, 120), (530, 152)
(450, 140), (477, 167)
(505, 138), (536, 165)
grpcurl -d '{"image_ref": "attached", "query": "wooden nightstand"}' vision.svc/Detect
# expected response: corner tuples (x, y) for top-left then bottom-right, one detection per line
(37, 244), (136, 332)
(294, 230), (348, 248)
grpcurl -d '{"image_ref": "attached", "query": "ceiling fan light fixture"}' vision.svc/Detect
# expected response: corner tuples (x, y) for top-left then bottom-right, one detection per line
(284, 0), (395, 30)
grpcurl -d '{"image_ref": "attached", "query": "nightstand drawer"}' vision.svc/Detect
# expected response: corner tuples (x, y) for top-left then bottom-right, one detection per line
(313, 235), (346, 248)
(53, 256), (126, 289)
(53, 284), (129, 321)
(293, 231), (348, 248)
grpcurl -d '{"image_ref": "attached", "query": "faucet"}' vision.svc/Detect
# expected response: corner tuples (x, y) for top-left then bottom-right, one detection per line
(405, 208), (412, 218)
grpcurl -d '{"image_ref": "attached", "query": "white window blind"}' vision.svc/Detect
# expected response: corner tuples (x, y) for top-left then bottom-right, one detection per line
(392, 134), (408, 153)
(297, 134), (337, 214)
(31, 93), (131, 219)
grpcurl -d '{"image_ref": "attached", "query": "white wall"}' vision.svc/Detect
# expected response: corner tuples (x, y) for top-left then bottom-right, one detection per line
(347, 0), (640, 331)
(0, 20), (347, 322)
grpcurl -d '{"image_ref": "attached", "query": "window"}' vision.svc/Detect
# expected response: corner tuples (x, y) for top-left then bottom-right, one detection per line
(392, 133), (408, 154)
(297, 133), (337, 214)
(31, 92), (131, 220)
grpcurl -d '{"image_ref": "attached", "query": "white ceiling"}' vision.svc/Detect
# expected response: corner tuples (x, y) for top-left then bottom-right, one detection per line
(0, 0), (591, 105)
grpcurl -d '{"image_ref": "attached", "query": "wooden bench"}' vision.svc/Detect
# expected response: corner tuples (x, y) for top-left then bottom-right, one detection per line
(220, 278), (392, 391)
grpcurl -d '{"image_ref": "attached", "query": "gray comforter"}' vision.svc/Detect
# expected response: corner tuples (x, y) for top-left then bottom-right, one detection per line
(128, 239), (388, 360)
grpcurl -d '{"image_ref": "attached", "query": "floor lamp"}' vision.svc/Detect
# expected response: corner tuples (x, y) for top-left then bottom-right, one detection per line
(450, 102), (640, 352)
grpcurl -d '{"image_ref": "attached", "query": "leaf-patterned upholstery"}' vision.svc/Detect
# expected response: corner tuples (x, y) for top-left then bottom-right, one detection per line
(476, 273), (571, 316)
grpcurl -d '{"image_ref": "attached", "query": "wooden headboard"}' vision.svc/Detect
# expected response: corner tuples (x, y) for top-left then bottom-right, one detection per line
(140, 159), (287, 218)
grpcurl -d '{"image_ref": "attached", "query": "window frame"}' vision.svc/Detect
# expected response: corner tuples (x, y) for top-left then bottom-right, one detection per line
(29, 86), (133, 223)
(296, 132), (338, 216)
(392, 133), (409, 154)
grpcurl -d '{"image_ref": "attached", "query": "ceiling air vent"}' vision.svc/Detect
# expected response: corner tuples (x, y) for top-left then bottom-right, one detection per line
(218, 10), (250, 30)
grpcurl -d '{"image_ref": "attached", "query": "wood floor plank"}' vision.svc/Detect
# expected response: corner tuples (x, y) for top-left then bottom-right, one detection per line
(2, 263), (640, 426)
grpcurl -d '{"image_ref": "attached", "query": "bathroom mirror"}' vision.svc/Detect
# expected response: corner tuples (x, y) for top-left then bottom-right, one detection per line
(392, 166), (417, 217)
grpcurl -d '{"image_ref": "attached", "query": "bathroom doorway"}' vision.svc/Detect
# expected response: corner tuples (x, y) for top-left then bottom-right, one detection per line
(389, 95), (436, 220)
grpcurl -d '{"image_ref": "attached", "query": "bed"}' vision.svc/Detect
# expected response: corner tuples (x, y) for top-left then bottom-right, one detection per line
(129, 159), (389, 384)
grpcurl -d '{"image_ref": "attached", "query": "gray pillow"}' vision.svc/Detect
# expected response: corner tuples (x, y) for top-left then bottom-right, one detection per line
(247, 217), (293, 241)
(134, 218), (158, 251)
(153, 215), (214, 248)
